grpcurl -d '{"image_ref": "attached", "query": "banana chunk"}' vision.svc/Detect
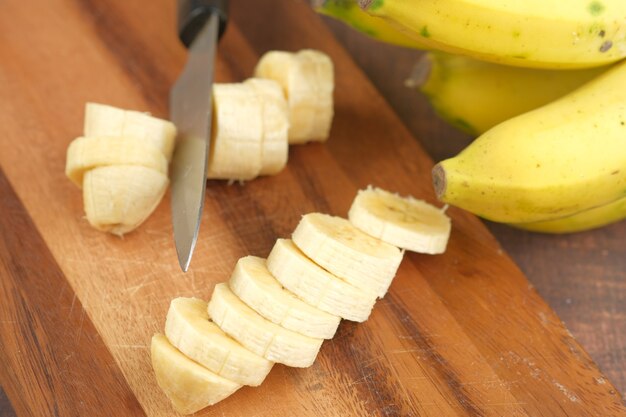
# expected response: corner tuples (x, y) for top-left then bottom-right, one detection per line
(208, 283), (323, 367)
(292, 213), (403, 298)
(165, 297), (273, 386)
(267, 239), (378, 322)
(254, 49), (334, 144)
(151, 334), (241, 415)
(245, 78), (289, 176)
(83, 165), (168, 236)
(229, 256), (340, 339)
(84, 102), (176, 161)
(349, 187), (451, 254)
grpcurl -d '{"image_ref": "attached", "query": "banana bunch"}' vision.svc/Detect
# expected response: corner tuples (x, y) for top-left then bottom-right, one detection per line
(151, 186), (451, 414)
(65, 103), (176, 236)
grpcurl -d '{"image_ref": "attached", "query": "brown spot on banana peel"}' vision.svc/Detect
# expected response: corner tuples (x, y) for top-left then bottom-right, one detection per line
(600, 40), (613, 52)
(432, 163), (447, 201)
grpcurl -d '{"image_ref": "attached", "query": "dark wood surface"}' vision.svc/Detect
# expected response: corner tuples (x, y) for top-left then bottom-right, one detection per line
(0, 0), (624, 415)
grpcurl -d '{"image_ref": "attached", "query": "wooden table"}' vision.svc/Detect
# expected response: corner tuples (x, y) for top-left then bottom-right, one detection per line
(0, 2), (624, 415)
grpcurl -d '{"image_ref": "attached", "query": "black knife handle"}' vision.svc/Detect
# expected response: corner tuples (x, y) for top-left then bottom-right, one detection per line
(177, 0), (228, 48)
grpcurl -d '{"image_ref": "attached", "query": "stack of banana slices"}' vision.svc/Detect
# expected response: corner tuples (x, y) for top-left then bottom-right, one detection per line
(151, 186), (451, 414)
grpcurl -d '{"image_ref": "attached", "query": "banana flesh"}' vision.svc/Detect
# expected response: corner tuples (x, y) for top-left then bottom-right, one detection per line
(254, 49), (334, 144)
(433, 59), (626, 224)
(164, 297), (273, 386)
(229, 256), (340, 339)
(349, 186), (451, 254)
(292, 213), (403, 298)
(66, 103), (174, 235)
(266, 239), (378, 322)
(208, 283), (324, 368)
(361, 0), (626, 69)
(151, 334), (241, 415)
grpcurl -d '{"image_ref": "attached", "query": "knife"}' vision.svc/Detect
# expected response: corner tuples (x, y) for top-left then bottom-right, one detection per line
(170, 0), (228, 272)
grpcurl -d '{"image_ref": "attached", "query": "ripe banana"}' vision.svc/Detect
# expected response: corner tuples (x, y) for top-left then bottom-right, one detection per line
(509, 195), (626, 233)
(360, 0), (626, 69)
(66, 103), (174, 235)
(348, 186), (451, 254)
(433, 59), (626, 224)
(292, 213), (403, 298)
(207, 283), (324, 368)
(164, 297), (273, 386)
(254, 49), (334, 143)
(407, 52), (609, 135)
(229, 256), (340, 339)
(266, 238), (378, 322)
(314, 0), (426, 49)
(151, 334), (241, 415)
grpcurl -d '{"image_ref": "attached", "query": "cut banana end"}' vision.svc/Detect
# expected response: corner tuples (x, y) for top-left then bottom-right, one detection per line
(165, 297), (273, 387)
(267, 239), (378, 322)
(84, 102), (177, 162)
(245, 78), (289, 176)
(207, 83), (264, 181)
(254, 49), (334, 144)
(292, 213), (403, 298)
(151, 334), (241, 415)
(349, 187), (451, 254)
(208, 283), (323, 367)
(229, 256), (340, 339)
(83, 165), (169, 236)
(65, 136), (168, 187)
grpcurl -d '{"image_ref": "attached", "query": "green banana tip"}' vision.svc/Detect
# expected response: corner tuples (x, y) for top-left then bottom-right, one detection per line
(432, 163), (447, 201)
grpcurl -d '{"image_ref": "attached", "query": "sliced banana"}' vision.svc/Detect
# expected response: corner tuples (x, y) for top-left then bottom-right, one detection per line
(229, 256), (340, 339)
(84, 102), (177, 161)
(151, 334), (241, 415)
(266, 239), (378, 322)
(83, 165), (168, 236)
(349, 186), (451, 254)
(292, 213), (403, 298)
(207, 83), (264, 181)
(165, 297), (273, 387)
(245, 78), (289, 176)
(208, 283), (323, 367)
(254, 49), (334, 144)
(65, 136), (168, 187)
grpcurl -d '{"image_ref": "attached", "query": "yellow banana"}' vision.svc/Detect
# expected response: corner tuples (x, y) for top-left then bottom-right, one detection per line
(314, 0), (426, 49)
(360, 0), (626, 69)
(433, 59), (626, 224)
(408, 52), (609, 135)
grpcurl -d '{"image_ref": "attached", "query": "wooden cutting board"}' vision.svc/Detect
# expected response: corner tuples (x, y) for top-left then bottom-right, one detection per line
(0, 0), (624, 415)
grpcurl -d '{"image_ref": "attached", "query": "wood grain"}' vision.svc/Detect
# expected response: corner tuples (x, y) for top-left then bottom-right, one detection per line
(0, 0), (624, 416)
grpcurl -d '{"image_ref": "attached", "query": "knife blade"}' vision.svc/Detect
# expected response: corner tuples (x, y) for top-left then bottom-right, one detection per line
(170, 0), (228, 272)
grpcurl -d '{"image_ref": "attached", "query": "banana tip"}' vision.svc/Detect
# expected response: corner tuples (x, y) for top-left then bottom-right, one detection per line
(359, 0), (373, 10)
(432, 164), (446, 200)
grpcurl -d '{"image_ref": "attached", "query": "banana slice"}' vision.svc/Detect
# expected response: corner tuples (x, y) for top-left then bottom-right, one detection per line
(83, 165), (168, 236)
(208, 283), (323, 367)
(292, 213), (403, 298)
(207, 83), (264, 181)
(348, 187), (451, 254)
(151, 334), (241, 415)
(165, 297), (273, 387)
(266, 239), (378, 322)
(84, 102), (177, 162)
(254, 49), (334, 144)
(229, 256), (340, 339)
(65, 136), (168, 187)
(245, 78), (289, 176)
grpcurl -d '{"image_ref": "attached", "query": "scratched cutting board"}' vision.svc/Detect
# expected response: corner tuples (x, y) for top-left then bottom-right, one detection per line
(0, 0), (624, 416)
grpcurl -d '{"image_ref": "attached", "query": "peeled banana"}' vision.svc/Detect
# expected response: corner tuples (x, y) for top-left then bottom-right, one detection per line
(360, 0), (626, 69)
(151, 334), (241, 415)
(229, 256), (340, 339)
(292, 213), (403, 298)
(255, 49), (334, 143)
(408, 52), (609, 135)
(65, 103), (175, 236)
(433, 59), (626, 224)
